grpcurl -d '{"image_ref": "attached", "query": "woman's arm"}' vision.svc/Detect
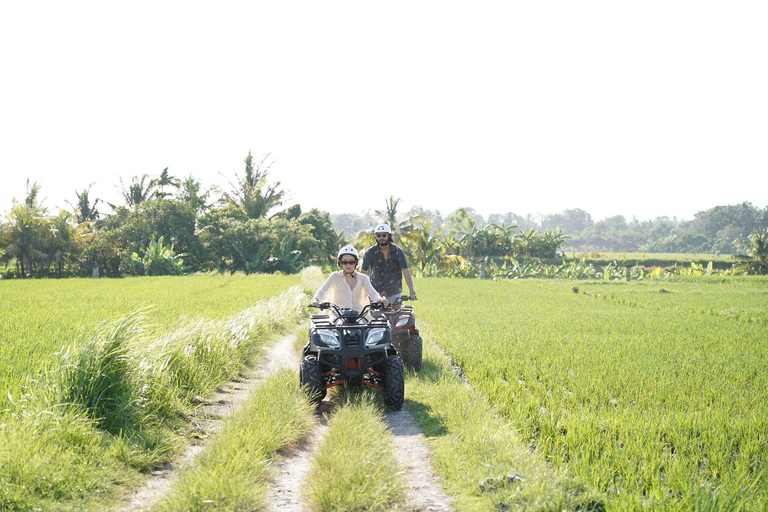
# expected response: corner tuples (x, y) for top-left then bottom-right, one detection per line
(312, 273), (336, 304)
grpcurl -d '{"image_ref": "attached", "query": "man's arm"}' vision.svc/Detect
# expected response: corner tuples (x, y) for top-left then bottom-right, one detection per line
(403, 268), (416, 300)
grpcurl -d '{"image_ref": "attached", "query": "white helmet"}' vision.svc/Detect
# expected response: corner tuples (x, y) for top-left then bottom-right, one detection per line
(374, 224), (392, 234)
(337, 246), (359, 260)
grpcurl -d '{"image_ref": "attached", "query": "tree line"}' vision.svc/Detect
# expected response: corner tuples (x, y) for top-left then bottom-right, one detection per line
(2, 153), (767, 278)
(334, 202), (768, 255)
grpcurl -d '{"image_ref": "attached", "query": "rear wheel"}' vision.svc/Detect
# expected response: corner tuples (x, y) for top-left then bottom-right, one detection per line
(408, 334), (423, 371)
(300, 356), (325, 404)
(383, 355), (405, 411)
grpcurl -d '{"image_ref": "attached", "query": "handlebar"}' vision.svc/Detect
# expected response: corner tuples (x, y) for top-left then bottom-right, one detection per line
(308, 301), (385, 320)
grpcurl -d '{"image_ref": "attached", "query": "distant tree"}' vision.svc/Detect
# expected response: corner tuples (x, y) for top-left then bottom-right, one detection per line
(115, 199), (201, 274)
(117, 175), (155, 209)
(221, 151), (285, 219)
(178, 174), (212, 213)
(399, 218), (443, 273)
(733, 228), (768, 275)
(542, 208), (594, 233)
(49, 209), (85, 277)
(297, 208), (347, 267)
(67, 185), (102, 223)
(375, 196), (401, 231)
(2, 203), (50, 276)
(151, 167), (180, 199)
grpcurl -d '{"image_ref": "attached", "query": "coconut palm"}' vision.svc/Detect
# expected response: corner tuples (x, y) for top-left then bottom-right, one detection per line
(399, 218), (443, 274)
(375, 196), (401, 231)
(733, 228), (768, 275)
(118, 175), (155, 208)
(222, 151), (285, 219)
(2, 203), (50, 276)
(49, 209), (85, 277)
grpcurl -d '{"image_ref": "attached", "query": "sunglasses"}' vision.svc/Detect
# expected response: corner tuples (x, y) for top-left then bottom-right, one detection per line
(375, 233), (389, 238)
(340, 260), (357, 265)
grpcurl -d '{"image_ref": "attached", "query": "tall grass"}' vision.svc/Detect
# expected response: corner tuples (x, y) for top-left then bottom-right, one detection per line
(0, 284), (307, 510)
(160, 368), (316, 511)
(0, 273), (300, 409)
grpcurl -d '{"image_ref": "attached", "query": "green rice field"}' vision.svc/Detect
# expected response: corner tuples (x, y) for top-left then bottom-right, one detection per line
(0, 273), (300, 407)
(416, 276), (768, 509)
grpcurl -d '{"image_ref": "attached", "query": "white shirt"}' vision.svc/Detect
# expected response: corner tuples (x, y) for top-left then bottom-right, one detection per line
(312, 271), (382, 311)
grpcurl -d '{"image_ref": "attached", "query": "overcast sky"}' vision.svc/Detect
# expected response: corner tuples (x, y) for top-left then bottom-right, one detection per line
(1, 1), (766, 222)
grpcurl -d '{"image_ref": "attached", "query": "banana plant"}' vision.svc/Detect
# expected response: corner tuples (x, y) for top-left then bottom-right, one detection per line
(130, 236), (185, 276)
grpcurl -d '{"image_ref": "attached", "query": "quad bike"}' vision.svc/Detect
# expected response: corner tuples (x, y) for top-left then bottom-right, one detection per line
(300, 302), (405, 411)
(378, 297), (422, 371)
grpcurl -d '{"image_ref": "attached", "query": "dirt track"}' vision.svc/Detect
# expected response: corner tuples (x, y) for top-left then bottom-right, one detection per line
(120, 328), (452, 511)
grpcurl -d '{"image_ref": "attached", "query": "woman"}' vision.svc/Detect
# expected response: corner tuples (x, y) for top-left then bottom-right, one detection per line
(311, 246), (387, 311)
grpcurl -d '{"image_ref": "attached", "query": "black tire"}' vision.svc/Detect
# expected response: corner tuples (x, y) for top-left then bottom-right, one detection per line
(396, 341), (409, 368)
(300, 356), (325, 404)
(383, 355), (405, 411)
(408, 334), (423, 371)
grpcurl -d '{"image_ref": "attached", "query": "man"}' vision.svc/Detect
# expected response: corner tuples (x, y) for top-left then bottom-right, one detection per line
(361, 224), (416, 302)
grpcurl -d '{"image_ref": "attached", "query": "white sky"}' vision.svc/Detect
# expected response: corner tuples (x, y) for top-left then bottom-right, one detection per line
(1, 1), (766, 222)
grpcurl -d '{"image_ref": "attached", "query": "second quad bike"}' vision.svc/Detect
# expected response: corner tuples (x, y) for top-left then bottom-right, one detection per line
(378, 297), (422, 371)
(300, 302), (405, 410)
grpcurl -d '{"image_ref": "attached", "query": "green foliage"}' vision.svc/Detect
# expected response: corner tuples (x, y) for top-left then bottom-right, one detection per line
(221, 151), (285, 219)
(130, 236), (186, 275)
(733, 228), (768, 275)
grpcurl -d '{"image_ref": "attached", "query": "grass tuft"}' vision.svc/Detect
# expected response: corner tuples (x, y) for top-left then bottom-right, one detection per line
(307, 390), (406, 511)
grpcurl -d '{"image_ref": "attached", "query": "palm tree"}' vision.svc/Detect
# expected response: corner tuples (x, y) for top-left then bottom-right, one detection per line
(399, 218), (443, 274)
(733, 228), (768, 275)
(151, 167), (180, 199)
(2, 203), (50, 276)
(376, 196), (401, 231)
(67, 185), (101, 223)
(222, 151), (285, 219)
(49, 209), (85, 277)
(118, 175), (155, 208)
(178, 174), (211, 213)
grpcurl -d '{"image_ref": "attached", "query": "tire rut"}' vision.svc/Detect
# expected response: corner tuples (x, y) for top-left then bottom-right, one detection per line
(385, 407), (454, 512)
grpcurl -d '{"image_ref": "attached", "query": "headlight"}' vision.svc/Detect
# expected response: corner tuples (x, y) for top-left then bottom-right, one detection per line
(394, 315), (410, 328)
(317, 329), (340, 348)
(365, 328), (387, 347)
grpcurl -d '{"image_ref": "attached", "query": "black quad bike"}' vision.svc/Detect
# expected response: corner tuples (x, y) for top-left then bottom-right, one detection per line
(378, 297), (422, 371)
(300, 302), (405, 410)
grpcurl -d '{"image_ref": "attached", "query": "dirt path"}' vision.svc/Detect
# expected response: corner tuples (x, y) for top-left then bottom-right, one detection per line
(385, 408), (454, 511)
(120, 327), (452, 511)
(118, 331), (300, 511)
(266, 402), (333, 511)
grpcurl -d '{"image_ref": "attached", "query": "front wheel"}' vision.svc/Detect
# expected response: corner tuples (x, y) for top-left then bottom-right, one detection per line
(300, 356), (326, 404)
(383, 355), (405, 411)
